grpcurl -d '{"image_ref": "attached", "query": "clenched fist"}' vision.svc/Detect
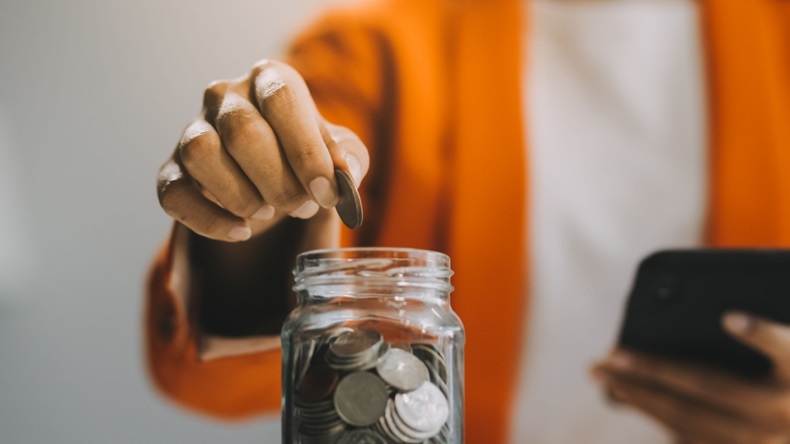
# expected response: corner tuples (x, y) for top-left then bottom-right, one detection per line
(157, 60), (369, 241)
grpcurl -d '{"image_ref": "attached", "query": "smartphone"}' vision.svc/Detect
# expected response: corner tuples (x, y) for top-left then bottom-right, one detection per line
(617, 249), (790, 378)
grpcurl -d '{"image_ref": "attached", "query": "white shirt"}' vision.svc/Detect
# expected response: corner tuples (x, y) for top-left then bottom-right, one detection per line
(513, 0), (707, 442)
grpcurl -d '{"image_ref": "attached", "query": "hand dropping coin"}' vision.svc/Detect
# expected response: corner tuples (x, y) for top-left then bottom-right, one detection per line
(335, 167), (363, 229)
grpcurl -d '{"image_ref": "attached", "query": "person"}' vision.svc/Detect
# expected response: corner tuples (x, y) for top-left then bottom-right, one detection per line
(147, 0), (790, 442)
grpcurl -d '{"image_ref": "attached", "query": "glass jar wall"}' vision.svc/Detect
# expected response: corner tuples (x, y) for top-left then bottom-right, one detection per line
(282, 248), (465, 444)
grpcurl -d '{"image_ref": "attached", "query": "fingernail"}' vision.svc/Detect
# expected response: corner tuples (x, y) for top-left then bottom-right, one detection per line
(309, 176), (338, 208)
(344, 154), (362, 186)
(724, 312), (754, 335)
(251, 204), (275, 221)
(228, 225), (251, 241)
(290, 200), (320, 219)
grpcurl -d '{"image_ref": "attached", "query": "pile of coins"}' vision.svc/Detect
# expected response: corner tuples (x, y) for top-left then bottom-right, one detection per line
(292, 329), (452, 443)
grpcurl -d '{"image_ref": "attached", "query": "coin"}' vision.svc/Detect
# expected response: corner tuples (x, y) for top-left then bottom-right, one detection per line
(335, 167), (363, 229)
(330, 330), (382, 357)
(290, 335), (453, 443)
(296, 397), (346, 442)
(376, 348), (430, 391)
(297, 358), (339, 403)
(394, 381), (449, 435)
(333, 371), (389, 427)
(378, 399), (422, 443)
(327, 329), (385, 371)
(390, 343), (413, 353)
(412, 344), (448, 383)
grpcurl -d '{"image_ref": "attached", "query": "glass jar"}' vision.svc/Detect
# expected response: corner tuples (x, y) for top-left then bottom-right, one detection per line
(282, 248), (465, 444)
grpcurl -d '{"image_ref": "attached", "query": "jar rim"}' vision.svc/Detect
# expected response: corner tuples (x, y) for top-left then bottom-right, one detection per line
(296, 247), (450, 262)
(293, 247), (453, 295)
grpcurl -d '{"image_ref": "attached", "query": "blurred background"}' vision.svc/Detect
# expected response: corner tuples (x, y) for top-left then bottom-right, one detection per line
(0, 0), (331, 441)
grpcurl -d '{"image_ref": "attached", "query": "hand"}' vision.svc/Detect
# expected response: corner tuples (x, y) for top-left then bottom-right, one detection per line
(593, 312), (790, 444)
(157, 59), (369, 242)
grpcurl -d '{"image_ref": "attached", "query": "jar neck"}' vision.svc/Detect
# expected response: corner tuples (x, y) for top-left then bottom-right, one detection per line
(292, 248), (454, 304)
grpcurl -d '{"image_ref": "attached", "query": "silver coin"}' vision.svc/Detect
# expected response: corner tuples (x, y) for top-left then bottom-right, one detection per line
(390, 343), (413, 353)
(330, 330), (382, 358)
(335, 428), (389, 444)
(391, 404), (437, 442)
(394, 381), (449, 435)
(379, 399), (423, 444)
(412, 344), (447, 383)
(376, 348), (430, 391)
(327, 330), (385, 371)
(333, 371), (389, 427)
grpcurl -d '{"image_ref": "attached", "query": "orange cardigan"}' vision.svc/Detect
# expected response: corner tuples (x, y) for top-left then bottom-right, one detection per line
(146, 1), (790, 442)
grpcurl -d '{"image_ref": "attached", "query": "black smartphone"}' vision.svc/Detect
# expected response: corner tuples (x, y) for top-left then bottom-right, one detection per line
(617, 249), (790, 378)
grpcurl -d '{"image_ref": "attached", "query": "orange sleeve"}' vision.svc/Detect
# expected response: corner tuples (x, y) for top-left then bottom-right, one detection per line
(144, 9), (388, 419)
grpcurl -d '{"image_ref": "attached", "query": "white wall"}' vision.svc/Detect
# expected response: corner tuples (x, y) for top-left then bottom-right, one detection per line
(0, 0), (328, 442)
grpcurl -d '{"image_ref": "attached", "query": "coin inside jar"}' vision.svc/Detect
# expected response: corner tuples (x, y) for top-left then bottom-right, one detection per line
(330, 330), (381, 357)
(290, 330), (454, 442)
(327, 329), (385, 371)
(394, 380), (449, 436)
(333, 371), (389, 427)
(375, 348), (430, 391)
(297, 358), (339, 403)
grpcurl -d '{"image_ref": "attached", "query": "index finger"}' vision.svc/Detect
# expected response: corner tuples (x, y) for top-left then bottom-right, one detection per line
(723, 312), (790, 383)
(251, 60), (337, 209)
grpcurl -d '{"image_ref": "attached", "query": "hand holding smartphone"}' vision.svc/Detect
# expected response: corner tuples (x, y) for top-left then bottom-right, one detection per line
(617, 249), (790, 378)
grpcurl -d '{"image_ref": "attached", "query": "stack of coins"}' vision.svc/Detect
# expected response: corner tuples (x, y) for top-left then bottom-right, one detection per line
(374, 381), (450, 443)
(294, 398), (345, 443)
(292, 329), (453, 443)
(326, 329), (389, 371)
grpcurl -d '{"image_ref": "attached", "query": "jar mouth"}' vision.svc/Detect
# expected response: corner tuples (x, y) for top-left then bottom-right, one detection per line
(293, 248), (453, 294)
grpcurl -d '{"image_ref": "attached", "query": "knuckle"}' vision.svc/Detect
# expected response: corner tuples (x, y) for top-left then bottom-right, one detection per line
(157, 179), (188, 217)
(203, 79), (229, 105)
(289, 146), (324, 170)
(252, 58), (281, 73)
(258, 80), (297, 113)
(266, 185), (305, 209)
(179, 132), (219, 166)
(253, 62), (301, 112)
(217, 111), (258, 150)
(252, 58), (298, 79)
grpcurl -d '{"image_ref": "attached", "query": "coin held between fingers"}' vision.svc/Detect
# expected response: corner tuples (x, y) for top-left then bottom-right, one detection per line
(335, 167), (363, 229)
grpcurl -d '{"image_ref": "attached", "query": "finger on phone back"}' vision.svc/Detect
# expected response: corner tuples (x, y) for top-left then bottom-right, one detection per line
(723, 312), (790, 383)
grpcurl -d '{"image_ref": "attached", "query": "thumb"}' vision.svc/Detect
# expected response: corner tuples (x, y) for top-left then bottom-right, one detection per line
(320, 122), (369, 188)
(722, 311), (790, 381)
